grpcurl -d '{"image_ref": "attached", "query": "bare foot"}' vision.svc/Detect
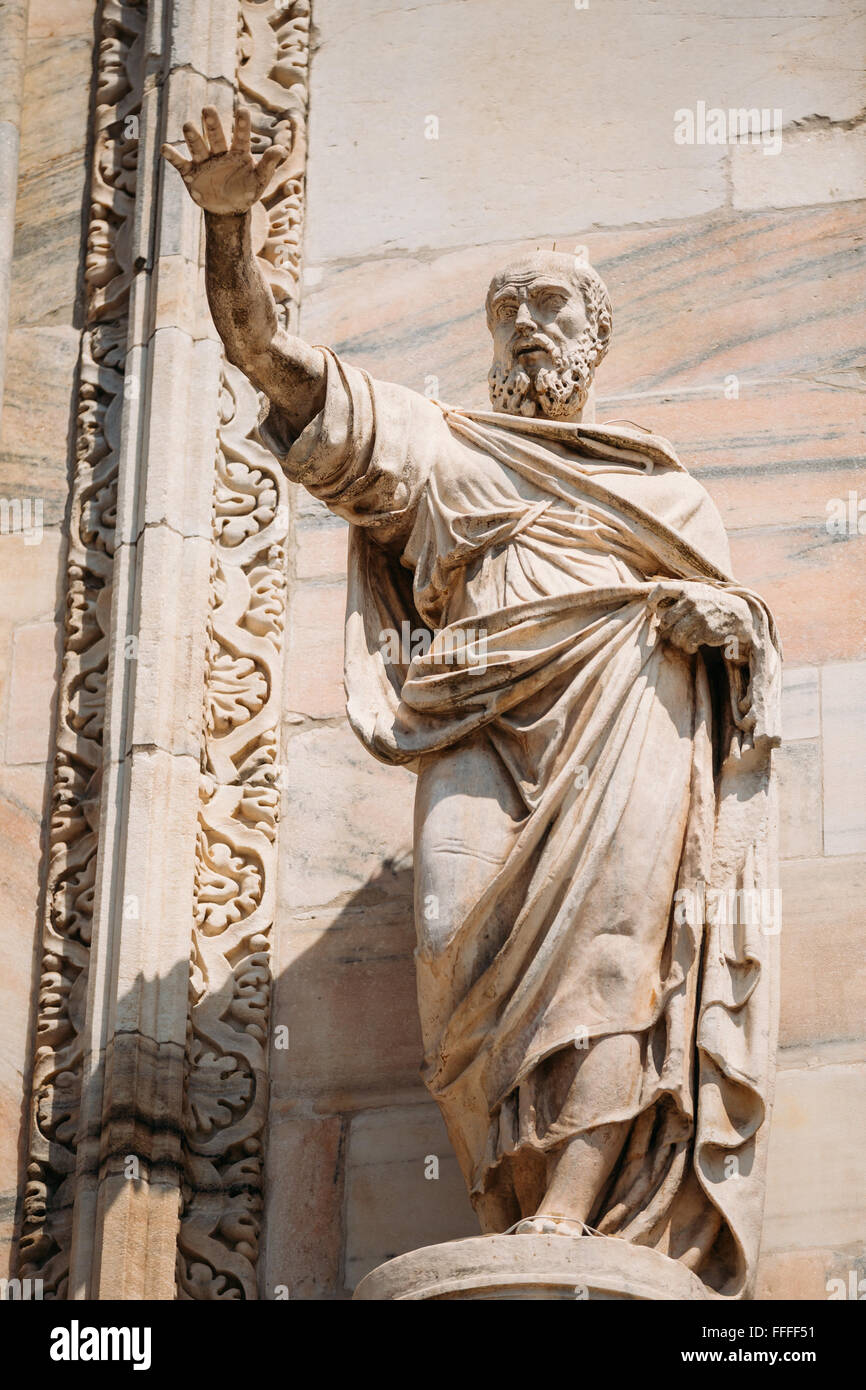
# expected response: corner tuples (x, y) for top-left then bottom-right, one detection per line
(513, 1120), (631, 1236)
(514, 1215), (585, 1237)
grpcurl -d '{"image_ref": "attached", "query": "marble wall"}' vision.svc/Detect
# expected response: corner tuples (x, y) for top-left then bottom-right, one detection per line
(265, 0), (866, 1299)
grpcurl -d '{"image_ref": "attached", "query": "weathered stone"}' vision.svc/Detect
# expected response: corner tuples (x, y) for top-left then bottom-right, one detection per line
(5, 621), (59, 765)
(0, 327), (82, 522)
(295, 519), (348, 582)
(263, 1108), (345, 1300)
(344, 1104), (477, 1290)
(271, 911), (420, 1101)
(300, 204), (866, 404)
(304, 0), (865, 260)
(756, 1246), (857, 1301)
(763, 1061), (866, 1252)
(10, 22), (92, 328)
(781, 667), (820, 743)
(733, 123), (866, 212)
(283, 582), (348, 720)
(776, 740), (822, 860)
(0, 527), (62, 731)
(821, 661), (866, 854)
(0, 762), (48, 1277)
(778, 857), (866, 1048)
(277, 724), (415, 912)
(729, 529), (866, 666)
(353, 1232), (711, 1301)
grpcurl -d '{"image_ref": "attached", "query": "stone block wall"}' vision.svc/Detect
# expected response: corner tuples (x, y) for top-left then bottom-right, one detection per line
(264, 0), (866, 1298)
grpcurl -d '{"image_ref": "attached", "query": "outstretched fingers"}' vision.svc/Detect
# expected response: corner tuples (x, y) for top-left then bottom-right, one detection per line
(232, 105), (252, 153)
(201, 106), (227, 154)
(254, 144), (287, 195)
(182, 120), (209, 162)
(161, 143), (192, 175)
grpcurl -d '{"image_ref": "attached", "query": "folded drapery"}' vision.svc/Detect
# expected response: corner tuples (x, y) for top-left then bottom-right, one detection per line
(262, 348), (782, 1297)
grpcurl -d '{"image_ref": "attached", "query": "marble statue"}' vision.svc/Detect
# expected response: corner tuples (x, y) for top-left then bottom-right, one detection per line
(164, 108), (782, 1299)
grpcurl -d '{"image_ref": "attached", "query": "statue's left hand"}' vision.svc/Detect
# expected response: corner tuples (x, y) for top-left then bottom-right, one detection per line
(648, 581), (755, 658)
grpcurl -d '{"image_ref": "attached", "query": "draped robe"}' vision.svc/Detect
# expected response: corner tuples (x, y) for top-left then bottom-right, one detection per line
(260, 348), (782, 1299)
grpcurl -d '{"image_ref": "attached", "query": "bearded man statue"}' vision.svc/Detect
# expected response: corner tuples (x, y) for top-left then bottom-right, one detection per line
(165, 108), (782, 1300)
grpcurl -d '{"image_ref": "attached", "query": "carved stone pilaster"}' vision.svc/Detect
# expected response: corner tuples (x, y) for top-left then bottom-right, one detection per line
(17, 0), (148, 1298)
(177, 0), (311, 1302)
(18, 0), (311, 1301)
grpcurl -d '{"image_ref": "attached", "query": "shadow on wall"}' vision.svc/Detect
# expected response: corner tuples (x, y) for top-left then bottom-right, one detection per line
(264, 852), (478, 1301)
(14, 857), (476, 1302)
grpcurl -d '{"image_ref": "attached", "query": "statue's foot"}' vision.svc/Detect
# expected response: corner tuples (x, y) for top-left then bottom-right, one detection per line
(513, 1214), (585, 1237)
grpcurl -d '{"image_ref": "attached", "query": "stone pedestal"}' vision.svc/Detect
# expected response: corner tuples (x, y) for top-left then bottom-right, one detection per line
(353, 1234), (711, 1301)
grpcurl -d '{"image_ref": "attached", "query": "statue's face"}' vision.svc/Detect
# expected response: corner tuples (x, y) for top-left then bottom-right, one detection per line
(486, 252), (610, 420)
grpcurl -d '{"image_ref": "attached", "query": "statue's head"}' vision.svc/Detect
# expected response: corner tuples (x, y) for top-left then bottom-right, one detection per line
(485, 249), (612, 420)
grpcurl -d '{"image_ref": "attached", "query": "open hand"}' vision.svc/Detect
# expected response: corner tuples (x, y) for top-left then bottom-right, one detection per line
(161, 105), (285, 215)
(648, 581), (755, 658)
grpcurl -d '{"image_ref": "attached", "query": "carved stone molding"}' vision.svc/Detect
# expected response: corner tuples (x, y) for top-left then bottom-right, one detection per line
(177, 0), (311, 1300)
(17, 0), (311, 1302)
(238, 0), (311, 325)
(177, 366), (288, 1300)
(17, 0), (148, 1297)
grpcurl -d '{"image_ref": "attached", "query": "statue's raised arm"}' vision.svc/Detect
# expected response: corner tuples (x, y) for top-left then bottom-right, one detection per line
(162, 106), (325, 436)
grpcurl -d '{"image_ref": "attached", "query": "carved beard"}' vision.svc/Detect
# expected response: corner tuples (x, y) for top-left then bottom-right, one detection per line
(488, 329), (599, 419)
